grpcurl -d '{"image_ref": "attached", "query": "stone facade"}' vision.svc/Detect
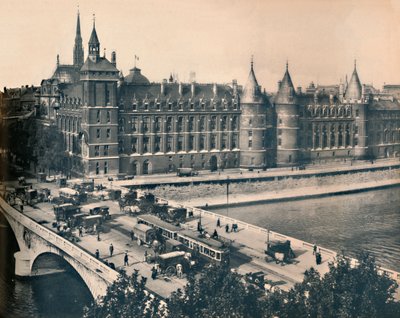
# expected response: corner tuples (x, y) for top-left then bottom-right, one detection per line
(34, 14), (400, 177)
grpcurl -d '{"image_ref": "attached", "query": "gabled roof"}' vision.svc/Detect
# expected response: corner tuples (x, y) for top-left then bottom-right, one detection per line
(275, 63), (296, 104)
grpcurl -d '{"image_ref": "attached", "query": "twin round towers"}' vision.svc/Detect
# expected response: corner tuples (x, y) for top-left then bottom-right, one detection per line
(240, 60), (300, 169)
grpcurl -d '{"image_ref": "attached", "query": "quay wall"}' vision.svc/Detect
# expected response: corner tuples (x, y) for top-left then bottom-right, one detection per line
(198, 179), (400, 209)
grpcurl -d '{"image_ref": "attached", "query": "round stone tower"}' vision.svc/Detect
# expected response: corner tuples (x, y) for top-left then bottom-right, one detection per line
(345, 61), (368, 159)
(239, 60), (268, 169)
(275, 63), (299, 166)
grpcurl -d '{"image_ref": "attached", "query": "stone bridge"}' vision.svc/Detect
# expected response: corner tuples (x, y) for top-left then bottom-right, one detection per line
(0, 197), (119, 299)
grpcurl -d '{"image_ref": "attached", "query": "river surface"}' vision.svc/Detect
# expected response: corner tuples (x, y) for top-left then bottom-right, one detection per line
(211, 186), (400, 271)
(0, 187), (399, 317)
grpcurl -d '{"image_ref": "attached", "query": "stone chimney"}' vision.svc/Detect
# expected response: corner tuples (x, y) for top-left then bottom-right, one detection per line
(111, 51), (116, 67)
(213, 83), (217, 96)
(161, 79), (167, 95)
(178, 82), (183, 96)
(191, 82), (195, 97)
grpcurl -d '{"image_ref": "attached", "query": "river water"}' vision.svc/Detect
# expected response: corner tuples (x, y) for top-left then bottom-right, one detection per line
(211, 186), (400, 271)
(0, 187), (399, 317)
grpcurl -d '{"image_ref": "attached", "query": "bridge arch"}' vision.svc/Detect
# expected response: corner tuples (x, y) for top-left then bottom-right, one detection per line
(0, 198), (118, 299)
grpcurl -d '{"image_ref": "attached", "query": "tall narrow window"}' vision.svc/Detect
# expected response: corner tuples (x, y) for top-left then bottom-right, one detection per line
(103, 145), (109, 156)
(107, 111), (111, 123)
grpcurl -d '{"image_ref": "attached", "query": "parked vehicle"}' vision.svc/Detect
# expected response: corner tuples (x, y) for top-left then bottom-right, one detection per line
(133, 223), (157, 246)
(156, 251), (194, 276)
(177, 168), (199, 177)
(82, 215), (103, 231)
(25, 189), (38, 205)
(53, 203), (81, 221)
(265, 240), (295, 264)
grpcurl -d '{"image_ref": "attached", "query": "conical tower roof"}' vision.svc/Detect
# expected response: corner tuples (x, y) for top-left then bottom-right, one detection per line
(76, 11), (82, 39)
(241, 59), (263, 103)
(345, 61), (362, 100)
(275, 62), (296, 104)
(89, 20), (99, 45)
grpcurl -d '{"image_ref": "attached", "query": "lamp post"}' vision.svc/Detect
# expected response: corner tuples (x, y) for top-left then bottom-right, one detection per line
(226, 176), (230, 217)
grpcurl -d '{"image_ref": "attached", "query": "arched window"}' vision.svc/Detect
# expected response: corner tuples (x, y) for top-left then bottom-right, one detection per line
(345, 124), (351, 147)
(330, 126), (335, 148)
(338, 125), (343, 147)
(322, 126), (328, 148)
(314, 126), (320, 149)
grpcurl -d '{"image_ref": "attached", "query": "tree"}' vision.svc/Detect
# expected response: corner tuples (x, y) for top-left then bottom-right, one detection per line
(34, 124), (65, 176)
(84, 270), (164, 318)
(168, 265), (264, 318)
(273, 253), (400, 318)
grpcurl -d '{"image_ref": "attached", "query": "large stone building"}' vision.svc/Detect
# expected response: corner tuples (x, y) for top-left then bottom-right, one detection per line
(35, 13), (400, 177)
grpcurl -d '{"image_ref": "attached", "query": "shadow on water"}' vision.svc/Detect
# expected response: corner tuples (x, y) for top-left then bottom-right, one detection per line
(0, 213), (93, 318)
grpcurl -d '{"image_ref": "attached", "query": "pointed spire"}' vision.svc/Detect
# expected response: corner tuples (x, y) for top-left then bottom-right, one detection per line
(73, 9), (84, 66)
(275, 62), (296, 104)
(345, 61), (362, 100)
(88, 13), (100, 61)
(241, 57), (262, 103)
(76, 8), (81, 38)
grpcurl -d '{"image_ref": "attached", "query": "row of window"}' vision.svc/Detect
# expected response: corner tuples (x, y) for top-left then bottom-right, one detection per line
(119, 115), (239, 133)
(121, 134), (239, 154)
(125, 98), (239, 112)
(94, 145), (109, 157)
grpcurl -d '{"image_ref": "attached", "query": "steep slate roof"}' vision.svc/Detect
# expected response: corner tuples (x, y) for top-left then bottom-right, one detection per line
(80, 57), (118, 73)
(369, 99), (400, 111)
(52, 64), (80, 83)
(275, 63), (296, 104)
(345, 63), (362, 100)
(88, 24), (99, 45)
(241, 62), (263, 103)
(119, 82), (234, 104)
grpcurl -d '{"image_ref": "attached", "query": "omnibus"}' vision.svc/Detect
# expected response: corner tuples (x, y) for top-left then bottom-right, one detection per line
(137, 214), (181, 240)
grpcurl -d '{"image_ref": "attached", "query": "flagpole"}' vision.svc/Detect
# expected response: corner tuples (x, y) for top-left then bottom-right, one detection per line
(226, 177), (230, 217)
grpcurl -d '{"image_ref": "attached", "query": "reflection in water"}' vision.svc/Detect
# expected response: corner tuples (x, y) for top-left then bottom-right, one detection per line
(0, 213), (92, 318)
(211, 187), (400, 271)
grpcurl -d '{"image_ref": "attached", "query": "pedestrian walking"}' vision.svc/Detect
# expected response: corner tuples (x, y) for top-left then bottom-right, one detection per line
(124, 252), (129, 266)
(97, 231), (101, 241)
(78, 226), (83, 237)
(217, 218), (221, 227)
(144, 250), (148, 262)
(95, 249), (99, 259)
(130, 230), (134, 241)
(225, 224), (229, 233)
(176, 263), (183, 278)
(313, 244), (317, 255)
(151, 266), (157, 280)
(316, 252), (322, 265)
(109, 243), (114, 257)
(20, 205), (24, 213)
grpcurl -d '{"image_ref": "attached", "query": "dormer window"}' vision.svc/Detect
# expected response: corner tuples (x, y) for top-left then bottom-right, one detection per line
(179, 102), (183, 111)
(190, 102), (194, 110)
(156, 102), (161, 111)
(168, 103), (172, 111)
(132, 103), (137, 111)
(201, 102), (205, 111)
(144, 103), (149, 111)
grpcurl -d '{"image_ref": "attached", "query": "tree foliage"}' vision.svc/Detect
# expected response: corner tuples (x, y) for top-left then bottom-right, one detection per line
(275, 253), (400, 318)
(84, 254), (400, 318)
(168, 264), (264, 318)
(84, 270), (165, 318)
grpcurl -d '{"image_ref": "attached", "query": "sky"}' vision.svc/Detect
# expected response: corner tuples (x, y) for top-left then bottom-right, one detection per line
(0, 0), (399, 92)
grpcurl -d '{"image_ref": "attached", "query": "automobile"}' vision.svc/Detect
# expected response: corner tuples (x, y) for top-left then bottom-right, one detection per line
(53, 203), (81, 221)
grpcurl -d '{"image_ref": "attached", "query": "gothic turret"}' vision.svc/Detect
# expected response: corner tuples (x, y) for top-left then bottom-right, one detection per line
(241, 60), (263, 103)
(73, 11), (84, 67)
(345, 60), (362, 101)
(275, 62), (300, 166)
(239, 58), (269, 169)
(88, 17), (100, 62)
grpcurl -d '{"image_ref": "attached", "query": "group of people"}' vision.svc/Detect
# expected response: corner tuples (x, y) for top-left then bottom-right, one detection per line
(217, 218), (238, 233)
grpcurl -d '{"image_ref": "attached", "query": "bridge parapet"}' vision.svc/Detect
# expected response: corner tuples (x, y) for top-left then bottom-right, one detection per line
(0, 196), (119, 298)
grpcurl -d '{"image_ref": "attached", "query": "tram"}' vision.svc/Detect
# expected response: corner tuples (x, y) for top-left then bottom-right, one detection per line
(137, 214), (230, 264)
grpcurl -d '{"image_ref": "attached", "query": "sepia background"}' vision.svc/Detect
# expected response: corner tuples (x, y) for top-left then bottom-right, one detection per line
(0, 0), (399, 91)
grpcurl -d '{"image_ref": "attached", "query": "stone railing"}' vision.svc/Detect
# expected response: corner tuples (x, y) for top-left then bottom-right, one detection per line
(0, 196), (119, 284)
(170, 199), (400, 284)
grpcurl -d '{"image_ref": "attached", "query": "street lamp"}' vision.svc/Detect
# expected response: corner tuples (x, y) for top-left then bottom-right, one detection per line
(226, 176), (230, 217)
